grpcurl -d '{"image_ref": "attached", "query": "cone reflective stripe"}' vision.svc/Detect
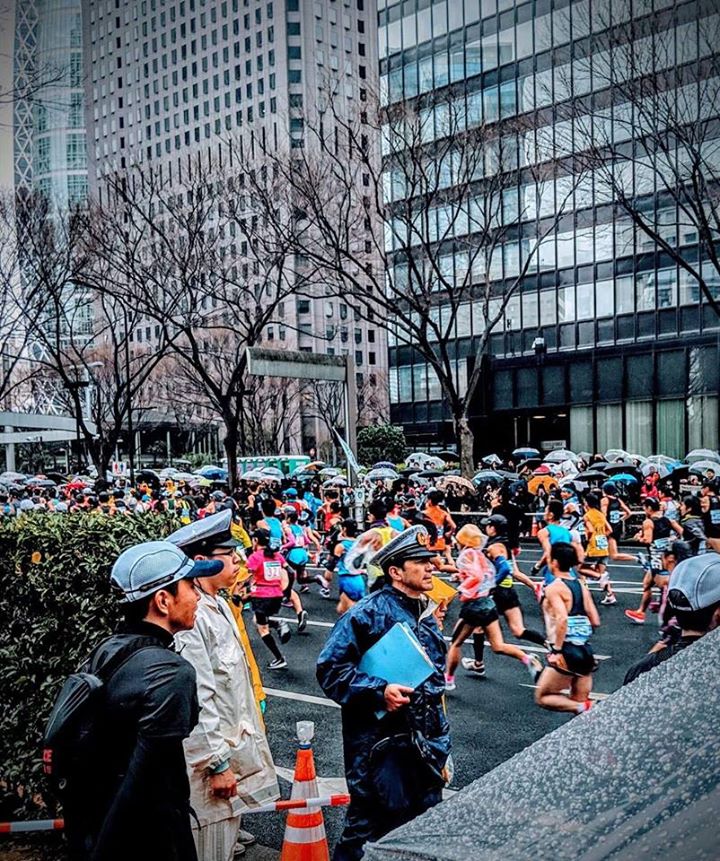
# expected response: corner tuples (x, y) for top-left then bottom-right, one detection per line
(245, 794), (350, 815)
(0, 819), (64, 834)
(281, 729), (331, 861)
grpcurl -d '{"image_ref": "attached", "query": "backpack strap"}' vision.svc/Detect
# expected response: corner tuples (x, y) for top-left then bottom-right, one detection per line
(89, 635), (165, 683)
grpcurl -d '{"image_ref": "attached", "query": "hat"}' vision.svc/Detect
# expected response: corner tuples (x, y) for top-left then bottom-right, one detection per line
(111, 541), (223, 603)
(166, 509), (242, 553)
(456, 523), (485, 548)
(283, 488), (298, 497)
(481, 513), (508, 531)
(667, 554), (720, 612)
(370, 525), (436, 570)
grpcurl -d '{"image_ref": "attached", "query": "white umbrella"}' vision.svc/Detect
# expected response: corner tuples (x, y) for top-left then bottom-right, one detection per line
(689, 460), (720, 475)
(406, 452), (432, 470)
(324, 476), (348, 487)
(685, 449), (720, 464)
(646, 454), (679, 467)
(366, 467), (399, 481)
(604, 449), (632, 462)
(240, 470), (266, 481)
(544, 449), (578, 463)
(641, 462), (671, 479)
(559, 459), (578, 475)
(482, 454), (503, 466)
(628, 454), (648, 465)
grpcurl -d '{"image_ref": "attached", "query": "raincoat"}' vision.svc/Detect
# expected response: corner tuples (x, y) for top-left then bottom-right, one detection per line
(176, 592), (279, 827)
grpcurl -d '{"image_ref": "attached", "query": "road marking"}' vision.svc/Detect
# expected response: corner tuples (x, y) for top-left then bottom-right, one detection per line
(263, 687), (341, 709)
(270, 616), (611, 660)
(517, 683), (609, 700)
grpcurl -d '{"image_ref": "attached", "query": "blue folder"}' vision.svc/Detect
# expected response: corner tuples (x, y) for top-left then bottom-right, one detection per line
(359, 621), (435, 701)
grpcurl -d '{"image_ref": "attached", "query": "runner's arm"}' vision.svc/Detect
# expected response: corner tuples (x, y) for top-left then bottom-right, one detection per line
(545, 587), (568, 650)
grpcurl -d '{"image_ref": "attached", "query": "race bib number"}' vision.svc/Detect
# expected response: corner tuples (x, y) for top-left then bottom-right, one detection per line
(653, 537), (670, 552)
(711, 510), (720, 525)
(595, 535), (609, 551)
(567, 615), (592, 644)
(609, 511), (621, 523)
(263, 561), (283, 581)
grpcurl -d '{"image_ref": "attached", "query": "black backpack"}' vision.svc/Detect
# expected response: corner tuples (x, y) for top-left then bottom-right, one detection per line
(42, 635), (157, 795)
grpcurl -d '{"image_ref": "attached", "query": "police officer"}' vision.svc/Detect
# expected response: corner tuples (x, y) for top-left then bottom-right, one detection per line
(316, 525), (451, 861)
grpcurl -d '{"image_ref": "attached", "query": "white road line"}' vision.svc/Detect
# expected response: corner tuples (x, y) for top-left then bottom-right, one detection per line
(517, 683), (609, 700)
(263, 687), (341, 709)
(270, 616), (611, 660)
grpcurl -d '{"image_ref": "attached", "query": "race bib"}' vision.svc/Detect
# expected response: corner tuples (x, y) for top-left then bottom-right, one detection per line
(594, 535), (608, 551)
(609, 511), (621, 523)
(566, 614), (592, 644)
(653, 537), (670, 552)
(263, 561), (283, 581)
(711, 510), (720, 525)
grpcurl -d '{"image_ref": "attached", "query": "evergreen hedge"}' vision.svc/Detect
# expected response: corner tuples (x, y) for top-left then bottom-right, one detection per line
(0, 512), (178, 820)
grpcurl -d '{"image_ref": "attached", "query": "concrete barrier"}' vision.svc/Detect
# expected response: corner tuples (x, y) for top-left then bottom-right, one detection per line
(365, 628), (720, 861)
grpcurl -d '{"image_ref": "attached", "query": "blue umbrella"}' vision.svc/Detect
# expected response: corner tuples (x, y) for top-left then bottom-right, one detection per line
(611, 473), (639, 484)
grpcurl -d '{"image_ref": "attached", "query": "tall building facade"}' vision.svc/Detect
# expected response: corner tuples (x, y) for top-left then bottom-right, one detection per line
(82, 0), (386, 454)
(14, 0), (89, 208)
(380, 0), (719, 459)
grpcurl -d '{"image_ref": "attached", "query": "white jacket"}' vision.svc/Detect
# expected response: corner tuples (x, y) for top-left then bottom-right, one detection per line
(177, 592), (279, 826)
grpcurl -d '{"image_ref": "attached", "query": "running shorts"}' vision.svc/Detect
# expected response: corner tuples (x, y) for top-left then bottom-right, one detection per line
(585, 556), (608, 568)
(251, 597), (282, 626)
(560, 642), (596, 676)
(492, 585), (521, 613)
(338, 574), (367, 602)
(459, 597), (499, 629)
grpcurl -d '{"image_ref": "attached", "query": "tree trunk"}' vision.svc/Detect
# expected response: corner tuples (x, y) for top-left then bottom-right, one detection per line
(456, 415), (476, 479)
(223, 421), (239, 491)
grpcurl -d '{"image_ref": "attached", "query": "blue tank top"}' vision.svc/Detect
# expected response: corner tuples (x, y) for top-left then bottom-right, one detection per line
(543, 523), (574, 584)
(336, 538), (356, 577)
(265, 516), (284, 543)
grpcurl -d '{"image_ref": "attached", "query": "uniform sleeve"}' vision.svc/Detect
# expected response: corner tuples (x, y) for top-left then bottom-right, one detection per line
(316, 610), (387, 708)
(176, 618), (233, 773)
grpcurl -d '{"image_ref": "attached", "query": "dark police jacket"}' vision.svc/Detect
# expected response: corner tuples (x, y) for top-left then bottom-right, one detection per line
(316, 584), (450, 803)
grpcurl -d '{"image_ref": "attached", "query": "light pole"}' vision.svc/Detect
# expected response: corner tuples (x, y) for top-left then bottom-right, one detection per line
(65, 377), (90, 474)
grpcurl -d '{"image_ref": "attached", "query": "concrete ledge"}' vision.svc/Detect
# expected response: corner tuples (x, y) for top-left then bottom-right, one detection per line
(365, 628), (720, 861)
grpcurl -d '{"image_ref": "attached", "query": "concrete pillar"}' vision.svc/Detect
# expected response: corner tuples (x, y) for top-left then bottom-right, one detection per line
(4, 427), (15, 471)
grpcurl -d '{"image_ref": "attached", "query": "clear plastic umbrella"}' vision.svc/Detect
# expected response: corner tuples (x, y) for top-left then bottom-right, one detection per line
(544, 449), (578, 463)
(259, 467), (285, 480)
(372, 461), (397, 470)
(482, 454), (503, 466)
(689, 460), (720, 475)
(685, 449), (720, 464)
(366, 467), (399, 481)
(604, 449), (632, 462)
(641, 462), (671, 479)
(513, 447), (540, 459)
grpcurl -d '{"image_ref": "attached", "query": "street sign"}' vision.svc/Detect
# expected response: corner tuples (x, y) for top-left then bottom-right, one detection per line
(540, 440), (567, 450)
(112, 461), (128, 476)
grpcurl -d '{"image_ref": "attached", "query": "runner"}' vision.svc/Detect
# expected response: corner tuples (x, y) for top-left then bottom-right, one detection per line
(445, 525), (542, 690)
(330, 519), (368, 615)
(283, 508), (320, 598)
(700, 480), (720, 552)
(535, 541), (600, 714)
(257, 502), (308, 627)
(246, 528), (291, 669)
(626, 498), (674, 624)
(533, 499), (585, 585)
(577, 492), (617, 605)
(600, 482), (637, 563)
(423, 490), (456, 566)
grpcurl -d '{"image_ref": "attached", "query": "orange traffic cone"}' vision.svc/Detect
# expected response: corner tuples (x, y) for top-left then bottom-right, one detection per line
(281, 722), (330, 861)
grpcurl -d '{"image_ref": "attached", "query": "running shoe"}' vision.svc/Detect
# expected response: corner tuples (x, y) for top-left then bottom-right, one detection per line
(648, 600), (661, 614)
(279, 621), (292, 643)
(625, 609), (646, 624)
(444, 676), (456, 692)
(461, 658), (486, 677)
(315, 574), (330, 590)
(297, 609), (308, 633)
(299, 585), (310, 594)
(268, 657), (287, 670)
(601, 594), (617, 605)
(635, 552), (649, 568)
(319, 587), (331, 599)
(281, 599), (293, 609)
(598, 573), (610, 588)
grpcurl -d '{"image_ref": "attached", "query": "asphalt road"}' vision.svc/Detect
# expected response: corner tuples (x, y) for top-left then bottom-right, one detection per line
(240, 546), (661, 855)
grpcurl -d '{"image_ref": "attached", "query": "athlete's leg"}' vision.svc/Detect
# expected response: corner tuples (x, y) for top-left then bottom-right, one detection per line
(608, 536), (636, 562)
(485, 621), (543, 676)
(535, 667), (589, 713)
(446, 620), (474, 678)
(503, 606), (546, 645)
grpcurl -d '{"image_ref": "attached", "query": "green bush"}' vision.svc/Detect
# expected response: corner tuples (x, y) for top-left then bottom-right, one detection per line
(0, 512), (178, 819)
(357, 424), (406, 467)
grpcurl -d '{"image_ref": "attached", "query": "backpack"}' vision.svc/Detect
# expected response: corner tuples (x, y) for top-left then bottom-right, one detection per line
(42, 635), (157, 795)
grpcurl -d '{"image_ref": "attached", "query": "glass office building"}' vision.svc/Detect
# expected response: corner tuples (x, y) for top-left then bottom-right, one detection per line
(379, 0), (719, 458)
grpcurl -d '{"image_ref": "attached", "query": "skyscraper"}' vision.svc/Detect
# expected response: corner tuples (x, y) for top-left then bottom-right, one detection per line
(380, 0), (720, 458)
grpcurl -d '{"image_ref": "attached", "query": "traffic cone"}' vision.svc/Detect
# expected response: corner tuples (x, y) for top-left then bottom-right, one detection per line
(531, 519), (539, 537)
(281, 722), (330, 861)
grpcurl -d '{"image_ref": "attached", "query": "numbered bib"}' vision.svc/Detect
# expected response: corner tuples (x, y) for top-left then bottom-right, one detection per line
(263, 561), (283, 581)
(609, 511), (621, 523)
(652, 537), (670, 552)
(594, 535), (609, 551)
(711, 510), (720, 525)
(566, 614), (592, 645)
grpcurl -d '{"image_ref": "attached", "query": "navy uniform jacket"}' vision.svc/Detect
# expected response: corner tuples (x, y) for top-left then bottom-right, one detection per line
(316, 584), (450, 800)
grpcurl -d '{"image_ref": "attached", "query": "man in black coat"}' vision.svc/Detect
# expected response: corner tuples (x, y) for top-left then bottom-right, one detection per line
(63, 541), (223, 861)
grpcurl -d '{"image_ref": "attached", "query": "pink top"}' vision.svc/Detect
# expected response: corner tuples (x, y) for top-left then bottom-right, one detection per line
(247, 549), (286, 598)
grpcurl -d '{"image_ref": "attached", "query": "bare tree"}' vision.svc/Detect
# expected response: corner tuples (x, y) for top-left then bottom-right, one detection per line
(242, 376), (304, 456)
(302, 379), (344, 463)
(85, 157), (302, 487)
(557, 2), (720, 315)
(248, 91), (579, 475)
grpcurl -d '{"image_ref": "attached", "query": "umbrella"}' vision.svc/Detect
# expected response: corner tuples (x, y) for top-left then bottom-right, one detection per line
(238, 470), (266, 481)
(689, 460), (720, 475)
(417, 469), (445, 478)
(435, 450), (459, 462)
(323, 476), (348, 487)
(497, 470), (520, 480)
(482, 454), (503, 466)
(189, 477), (213, 487)
(423, 456), (446, 471)
(628, 454), (648, 465)
(289, 470), (317, 482)
(260, 467), (285, 481)
(646, 454), (679, 467)
(513, 447), (540, 459)
(319, 467), (342, 478)
(26, 478), (56, 488)
(408, 473), (431, 486)
(198, 466), (228, 480)
(171, 472), (197, 482)
(685, 449), (720, 464)
(372, 461), (397, 470)
(0, 471), (26, 483)
(577, 451), (592, 462)
(472, 470), (503, 485)
(533, 465), (553, 475)
(604, 449), (632, 462)
(436, 475), (476, 494)
(641, 462), (671, 479)
(559, 476), (588, 491)
(610, 473), (639, 484)
(575, 470), (608, 482)
(527, 475), (558, 495)
(604, 462), (640, 475)
(544, 449), (578, 463)
(366, 467), (399, 481)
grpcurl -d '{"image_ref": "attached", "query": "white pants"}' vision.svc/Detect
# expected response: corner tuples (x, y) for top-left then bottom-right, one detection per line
(192, 815), (241, 861)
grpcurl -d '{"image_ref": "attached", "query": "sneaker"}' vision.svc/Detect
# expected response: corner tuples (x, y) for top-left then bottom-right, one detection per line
(648, 600), (661, 614)
(281, 599), (293, 609)
(319, 587), (331, 599)
(625, 609), (646, 624)
(237, 829), (256, 847)
(635, 552), (649, 568)
(268, 657), (287, 670)
(598, 573), (610, 588)
(461, 658), (486, 677)
(299, 585), (310, 594)
(297, 609), (308, 633)
(233, 844), (246, 857)
(601, 594), (617, 605)
(444, 675), (456, 691)
(279, 621), (292, 643)
(315, 575), (329, 589)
